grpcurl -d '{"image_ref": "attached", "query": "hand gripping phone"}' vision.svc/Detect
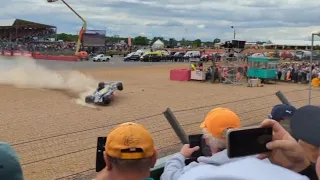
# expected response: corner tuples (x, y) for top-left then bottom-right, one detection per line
(227, 127), (272, 158)
(96, 137), (107, 172)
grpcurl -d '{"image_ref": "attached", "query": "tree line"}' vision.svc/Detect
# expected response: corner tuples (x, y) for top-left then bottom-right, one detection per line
(54, 33), (221, 48)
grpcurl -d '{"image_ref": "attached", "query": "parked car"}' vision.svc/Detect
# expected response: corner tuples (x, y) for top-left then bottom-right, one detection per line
(281, 51), (294, 60)
(295, 50), (311, 61)
(173, 52), (186, 61)
(124, 54), (141, 61)
(140, 52), (163, 62)
(93, 54), (111, 62)
(123, 52), (134, 60)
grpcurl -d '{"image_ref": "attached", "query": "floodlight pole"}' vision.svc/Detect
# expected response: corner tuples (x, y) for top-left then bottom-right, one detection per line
(231, 26), (236, 39)
(49, 0), (87, 55)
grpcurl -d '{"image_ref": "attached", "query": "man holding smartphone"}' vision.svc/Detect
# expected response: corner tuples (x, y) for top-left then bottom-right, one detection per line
(161, 107), (259, 180)
(268, 104), (318, 164)
(176, 108), (318, 180)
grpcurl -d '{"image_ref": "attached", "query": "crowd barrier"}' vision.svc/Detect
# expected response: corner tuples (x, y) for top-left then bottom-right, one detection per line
(33, 54), (78, 61)
(1, 50), (33, 57)
(0, 50), (78, 61)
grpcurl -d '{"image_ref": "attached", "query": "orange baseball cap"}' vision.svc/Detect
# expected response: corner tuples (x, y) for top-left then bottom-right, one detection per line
(106, 122), (154, 160)
(200, 108), (241, 138)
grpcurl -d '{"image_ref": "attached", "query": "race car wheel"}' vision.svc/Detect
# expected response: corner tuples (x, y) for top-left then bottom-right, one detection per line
(85, 96), (93, 103)
(102, 96), (112, 105)
(116, 82), (123, 91)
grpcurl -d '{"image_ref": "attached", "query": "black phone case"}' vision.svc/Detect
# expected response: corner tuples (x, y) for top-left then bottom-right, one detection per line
(189, 134), (203, 158)
(96, 137), (107, 172)
(227, 127), (272, 158)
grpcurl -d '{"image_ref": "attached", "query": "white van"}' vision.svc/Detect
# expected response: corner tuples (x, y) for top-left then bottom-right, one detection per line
(184, 51), (200, 58)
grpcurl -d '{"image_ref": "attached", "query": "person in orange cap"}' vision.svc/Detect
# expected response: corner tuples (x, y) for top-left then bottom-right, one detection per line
(200, 107), (241, 153)
(161, 107), (269, 180)
(95, 122), (157, 180)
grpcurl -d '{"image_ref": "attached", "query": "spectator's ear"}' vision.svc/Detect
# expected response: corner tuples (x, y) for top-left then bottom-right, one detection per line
(104, 151), (112, 170)
(150, 149), (158, 168)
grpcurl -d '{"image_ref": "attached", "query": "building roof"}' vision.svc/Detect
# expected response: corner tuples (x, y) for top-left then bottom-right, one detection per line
(0, 19), (56, 28)
(266, 40), (320, 46)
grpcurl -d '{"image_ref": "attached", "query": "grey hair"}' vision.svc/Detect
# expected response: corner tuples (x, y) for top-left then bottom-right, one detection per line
(107, 155), (153, 172)
(202, 128), (226, 150)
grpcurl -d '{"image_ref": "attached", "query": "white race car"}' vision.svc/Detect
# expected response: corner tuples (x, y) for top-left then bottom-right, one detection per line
(85, 82), (123, 105)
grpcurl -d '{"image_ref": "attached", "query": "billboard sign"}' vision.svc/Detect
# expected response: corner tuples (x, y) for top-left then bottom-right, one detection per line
(82, 30), (106, 47)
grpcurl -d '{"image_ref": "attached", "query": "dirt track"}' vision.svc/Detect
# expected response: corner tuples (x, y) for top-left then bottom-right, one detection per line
(1, 61), (319, 180)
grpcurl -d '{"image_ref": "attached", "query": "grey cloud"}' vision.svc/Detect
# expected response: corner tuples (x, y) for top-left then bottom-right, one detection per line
(97, 1), (320, 27)
(2, 0), (320, 41)
(146, 20), (184, 27)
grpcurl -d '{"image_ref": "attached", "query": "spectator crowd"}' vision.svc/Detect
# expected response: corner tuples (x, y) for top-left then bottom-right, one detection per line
(2, 103), (320, 180)
(0, 41), (76, 52)
(277, 62), (320, 83)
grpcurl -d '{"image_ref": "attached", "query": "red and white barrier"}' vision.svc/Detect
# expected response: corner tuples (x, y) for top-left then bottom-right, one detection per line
(33, 55), (78, 61)
(23, 51), (32, 57)
(13, 50), (22, 56)
(4, 50), (11, 56)
(170, 69), (191, 81)
(0, 50), (78, 61)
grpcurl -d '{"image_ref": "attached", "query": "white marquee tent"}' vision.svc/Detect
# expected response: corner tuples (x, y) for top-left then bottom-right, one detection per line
(152, 39), (165, 49)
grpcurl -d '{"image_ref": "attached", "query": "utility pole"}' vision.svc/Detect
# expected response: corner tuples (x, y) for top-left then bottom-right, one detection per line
(231, 26), (236, 39)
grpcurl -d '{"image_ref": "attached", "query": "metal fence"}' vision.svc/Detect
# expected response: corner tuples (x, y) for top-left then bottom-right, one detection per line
(11, 88), (320, 180)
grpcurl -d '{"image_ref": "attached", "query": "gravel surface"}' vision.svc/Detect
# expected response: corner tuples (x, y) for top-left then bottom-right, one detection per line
(0, 57), (318, 179)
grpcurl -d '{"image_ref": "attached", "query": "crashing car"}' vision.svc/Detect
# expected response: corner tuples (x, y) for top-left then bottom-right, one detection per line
(85, 82), (123, 105)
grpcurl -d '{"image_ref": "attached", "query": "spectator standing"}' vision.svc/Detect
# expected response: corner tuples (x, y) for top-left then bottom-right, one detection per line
(268, 104), (297, 134)
(268, 104), (319, 164)
(95, 122), (157, 180)
(258, 119), (318, 180)
(161, 108), (268, 180)
(176, 118), (310, 180)
(291, 105), (320, 166)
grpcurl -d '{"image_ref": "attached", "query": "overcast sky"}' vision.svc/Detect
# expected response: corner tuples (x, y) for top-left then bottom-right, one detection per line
(2, 0), (320, 41)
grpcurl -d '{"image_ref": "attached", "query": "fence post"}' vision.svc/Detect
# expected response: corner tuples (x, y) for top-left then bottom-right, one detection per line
(163, 108), (189, 144)
(275, 91), (291, 105)
(211, 53), (216, 83)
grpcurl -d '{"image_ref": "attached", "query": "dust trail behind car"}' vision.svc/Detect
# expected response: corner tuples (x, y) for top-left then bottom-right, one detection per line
(0, 57), (98, 108)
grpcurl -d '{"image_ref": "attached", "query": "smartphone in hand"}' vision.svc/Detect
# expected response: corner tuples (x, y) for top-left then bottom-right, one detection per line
(189, 134), (204, 158)
(96, 137), (107, 172)
(227, 127), (272, 158)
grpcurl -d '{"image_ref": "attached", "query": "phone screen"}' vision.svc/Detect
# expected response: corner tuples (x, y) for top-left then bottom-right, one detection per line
(227, 127), (272, 158)
(96, 137), (107, 172)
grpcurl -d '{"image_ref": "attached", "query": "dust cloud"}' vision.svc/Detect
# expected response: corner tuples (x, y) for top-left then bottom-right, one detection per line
(0, 57), (98, 108)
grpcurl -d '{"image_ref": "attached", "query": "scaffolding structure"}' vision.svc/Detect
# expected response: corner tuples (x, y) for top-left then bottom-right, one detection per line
(219, 40), (247, 85)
